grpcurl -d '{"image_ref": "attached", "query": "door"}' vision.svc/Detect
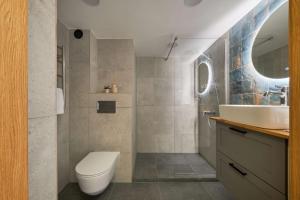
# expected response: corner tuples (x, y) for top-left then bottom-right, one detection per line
(289, 0), (300, 199)
(0, 1), (28, 199)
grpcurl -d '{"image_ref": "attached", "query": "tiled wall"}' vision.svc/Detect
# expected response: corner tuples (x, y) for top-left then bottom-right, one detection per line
(136, 57), (198, 153)
(28, 0), (57, 199)
(69, 29), (92, 182)
(89, 39), (136, 182)
(88, 93), (135, 182)
(229, 0), (289, 105)
(197, 36), (226, 168)
(69, 37), (136, 183)
(92, 39), (135, 94)
(57, 21), (70, 193)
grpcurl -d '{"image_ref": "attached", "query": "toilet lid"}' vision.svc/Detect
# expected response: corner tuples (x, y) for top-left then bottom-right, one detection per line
(75, 152), (119, 176)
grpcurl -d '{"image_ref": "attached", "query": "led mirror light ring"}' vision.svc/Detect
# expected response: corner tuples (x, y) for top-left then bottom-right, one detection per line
(249, 0), (289, 82)
(197, 60), (213, 96)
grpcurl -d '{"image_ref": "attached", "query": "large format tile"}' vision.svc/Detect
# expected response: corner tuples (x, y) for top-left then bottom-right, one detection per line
(134, 153), (216, 181)
(59, 182), (233, 200)
(174, 134), (198, 153)
(109, 183), (160, 200)
(29, 0), (56, 119)
(98, 39), (134, 70)
(59, 183), (113, 200)
(137, 78), (155, 106)
(69, 30), (91, 64)
(154, 58), (174, 78)
(136, 57), (155, 78)
(29, 116), (57, 200)
(137, 106), (174, 137)
(201, 182), (235, 200)
(174, 105), (197, 135)
(158, 182), (212, 200)
(156, 154), (186, 165)
(154, 78), (174, 106)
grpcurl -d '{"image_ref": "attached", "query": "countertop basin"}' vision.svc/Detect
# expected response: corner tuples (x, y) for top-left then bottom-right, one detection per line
(219, 105), (289, 129)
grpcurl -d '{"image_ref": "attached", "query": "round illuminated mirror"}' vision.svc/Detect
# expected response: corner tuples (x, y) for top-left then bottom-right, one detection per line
(252, 2), (288, 79)
(196, 62), (211, 96)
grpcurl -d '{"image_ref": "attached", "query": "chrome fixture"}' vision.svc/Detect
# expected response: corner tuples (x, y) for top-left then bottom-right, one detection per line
(82, 0), (100, 6)
(263, 85), (289, 106)
(164, 37), (178, 61)
(184, 0), (203, 7)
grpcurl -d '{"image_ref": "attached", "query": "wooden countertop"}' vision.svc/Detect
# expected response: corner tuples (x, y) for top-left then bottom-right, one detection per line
(210, 117), (289, 139)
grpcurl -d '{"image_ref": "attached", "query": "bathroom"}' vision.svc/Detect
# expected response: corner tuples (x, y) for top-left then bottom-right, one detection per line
(1, 0), (299, 199)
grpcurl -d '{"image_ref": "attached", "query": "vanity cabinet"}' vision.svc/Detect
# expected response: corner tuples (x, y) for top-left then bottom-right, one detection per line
(216, 123), (287, 200)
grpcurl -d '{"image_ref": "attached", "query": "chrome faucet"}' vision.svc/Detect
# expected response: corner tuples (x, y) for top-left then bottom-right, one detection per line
(263, 85), (289, 106)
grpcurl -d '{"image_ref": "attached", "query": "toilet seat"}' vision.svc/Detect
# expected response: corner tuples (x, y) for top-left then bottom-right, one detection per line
(75, 152), (119, 177)
(75, 151), (120, 195)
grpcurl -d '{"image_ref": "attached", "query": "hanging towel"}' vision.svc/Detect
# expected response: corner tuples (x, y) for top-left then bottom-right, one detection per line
(57, 88), (65, 115)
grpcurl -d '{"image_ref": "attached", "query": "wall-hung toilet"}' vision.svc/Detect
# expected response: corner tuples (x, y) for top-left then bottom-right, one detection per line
(75, 152), (120, 195)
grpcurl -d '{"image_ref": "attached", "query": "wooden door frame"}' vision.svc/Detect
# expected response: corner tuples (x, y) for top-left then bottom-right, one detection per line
(0, 1), (299, 200)
(0, 1), (28, 199)
(289, 0), (300, 199)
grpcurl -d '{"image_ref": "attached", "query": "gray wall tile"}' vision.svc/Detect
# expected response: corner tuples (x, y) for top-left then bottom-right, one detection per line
(28, 0), (57, 199)
(136, 57), (197, 153)
(29, 116), (57, 200)
(57, 21), (70, 192)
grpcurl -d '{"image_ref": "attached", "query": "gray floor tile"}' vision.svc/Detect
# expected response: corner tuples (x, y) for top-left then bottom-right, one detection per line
(191, 163), (216, 177)
(137, 153), (157, 160)
(184, 154), (207, 165)
(156, 154), (186, 165)
(135, 153), (216, 181)
(59, 183), (113, 200)
(157, 164), (173, 179)
(158, 182), (212, 200)
(109, 183), (160, 200)
(136, 157), (157, 168)
(59, 182), (233, 200)
(173, 164), (195, 177)
(201, 182), (235, 200)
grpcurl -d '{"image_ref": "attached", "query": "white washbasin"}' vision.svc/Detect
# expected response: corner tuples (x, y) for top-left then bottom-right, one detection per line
(219, 105), (289, 129)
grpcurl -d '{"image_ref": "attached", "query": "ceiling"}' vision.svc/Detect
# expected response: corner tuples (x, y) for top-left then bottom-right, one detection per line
(58, 0), (261, 62)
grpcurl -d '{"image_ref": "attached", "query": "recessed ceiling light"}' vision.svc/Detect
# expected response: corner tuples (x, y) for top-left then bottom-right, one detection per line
(82, 0), (100, 6)
(184, 0), (203, 7)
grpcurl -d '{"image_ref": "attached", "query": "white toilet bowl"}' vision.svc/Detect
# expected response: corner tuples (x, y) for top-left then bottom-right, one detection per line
(75, 152), (119, 195)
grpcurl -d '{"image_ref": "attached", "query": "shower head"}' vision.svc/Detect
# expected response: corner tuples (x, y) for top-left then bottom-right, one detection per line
(184, 0), (203, 7)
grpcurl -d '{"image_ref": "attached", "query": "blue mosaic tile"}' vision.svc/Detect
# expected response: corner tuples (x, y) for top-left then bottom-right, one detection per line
(241, 50), (252, 66)
(241, 80), (254, 93)
(230, 69), (242, 82)
(230, 94), (243, 104)
(228, 0), (289, 105)
(241, 16), (255, 40)
(253, 79), (269, 93)
(269, 0), (286, 12)
(269, 94), (281, 105)
(253, 0), (269, 18)
(242, 94), (254, 105)
(230, 81), (242, 95)
(241, 66), (254, 80)
(241, 35), (254, 52)
(254, 93), (270, 105)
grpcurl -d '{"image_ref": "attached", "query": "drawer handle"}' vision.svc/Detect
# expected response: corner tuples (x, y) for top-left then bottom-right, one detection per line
(229, 163), (247, 176)
(229, 127), (247, 134)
